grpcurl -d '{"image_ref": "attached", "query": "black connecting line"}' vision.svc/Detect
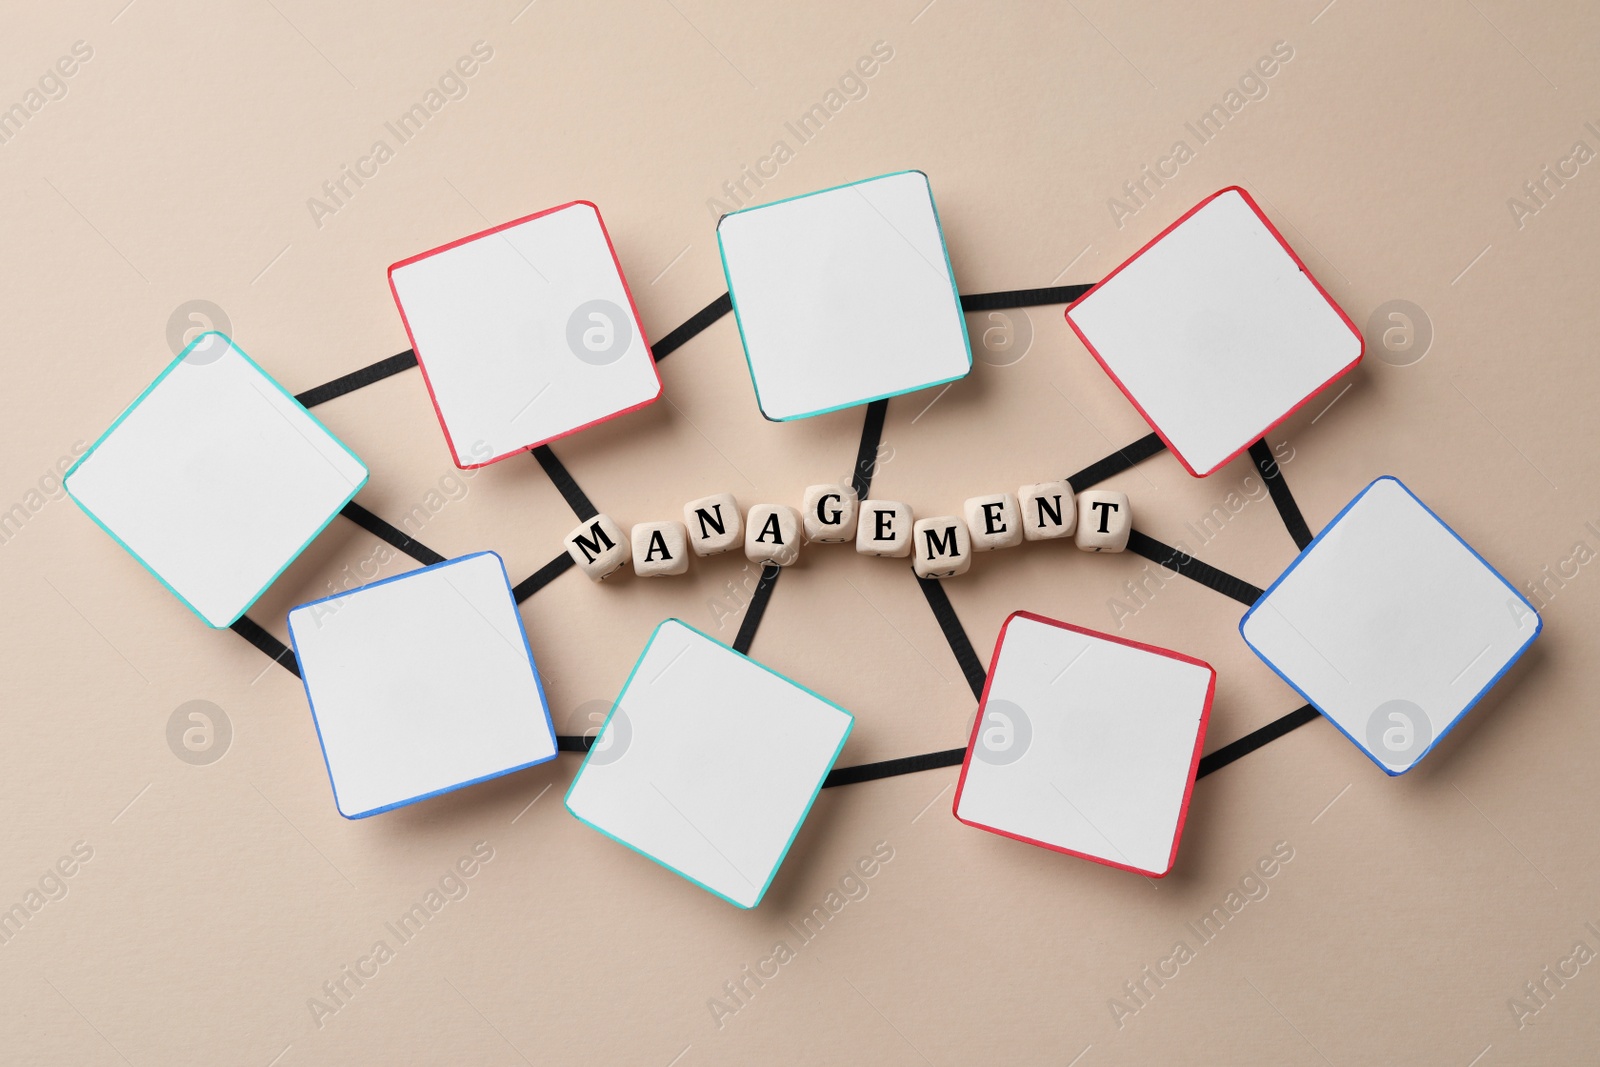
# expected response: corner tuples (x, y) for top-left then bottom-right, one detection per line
(235, 282), (1326, 786)
(651, 292), (733, 361)
(1126, 531), (1266, 606)
(531, 444), (599, 521)
(293, 350), (417, 408)
(825, 746), (966, 788)
(916, 577), (989, 701)
(960, 284), (1093, 312)
(230, 615), (301, 678)
(340, 500), (446, 567)
(513, 553), (575, 603)
(731, 564), (782, 656)
(1065, 432), (1166, 494)
(1248, 438), (1315, 551)
(1197, 704), (1319, 779)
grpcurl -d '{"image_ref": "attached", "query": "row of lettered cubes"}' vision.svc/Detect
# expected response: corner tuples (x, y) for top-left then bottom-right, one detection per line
(563, 483), (1133, 581)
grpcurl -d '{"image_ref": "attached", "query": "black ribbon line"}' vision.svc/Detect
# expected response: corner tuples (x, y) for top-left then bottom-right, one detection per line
(1067, 432), (1167, 494)
(916, 575), (988, 700)
(531, 444), (598, 522)
(814, 704), (1322, 787)
(1248, 438), (1314, 552)
(339, 500), (446, 566)
(293, 284), (1098, 410)
(290, 289), (728, 416)
(909, 423), (1174, 706)
(1198, 705), (1320, 778)
(959, 284), (1093, 312)
(227, 609), (1324, 787)
(289, 289), (730, 418)
(1126, 530), (1266, 607)
(295, 351), (417, 409)
(230, 616), (300, 677)
(731, 563), (782, 655)
(852, 399), (890, 499)
(652, 292), (734, 361)
(824, 747), (966, 788)
(513, 552), (576, 603)
(244, 280), (1332, 793)
(564, 707), (1320, 782)
(828, 705), (1323, 787)
(729, 399), (887, 659)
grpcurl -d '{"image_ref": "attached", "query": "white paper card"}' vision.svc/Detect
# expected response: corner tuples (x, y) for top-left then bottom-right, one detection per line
(287, 552), (557, 818)
(565, 620), (853, 908)
(389, 201), (661, 468)
(1065, 187), (1362, 477)
(954, 613), (1214, 877)
(716, 170), (971, 420)
(1240, 477), (1541, 775)
(65, 333), (367, 628)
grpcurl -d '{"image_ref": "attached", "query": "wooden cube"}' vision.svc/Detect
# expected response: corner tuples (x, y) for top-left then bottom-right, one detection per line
(803, 484), (859, 543)
(564, 513), (630, 581)
(855, 500), (914, 558)
(1018, 481), (1075, 541)
(683, 492), (742, 556)
(632, 521), (690, 577)
(912, 516), (972, 578)
(963, 493), (1022, 551)
(745, 504), (801, 566)
(1075, 490), (1131, 553)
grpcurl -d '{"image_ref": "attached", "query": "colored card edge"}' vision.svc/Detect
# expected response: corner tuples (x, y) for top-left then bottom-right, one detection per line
(387, 200), (663, 469)
(951, 610), (1215, 877)
(1063, 186), (1364, 477)
(1238, 475), (1543, 775)
(64, 332), (369, 628)
(564, 617), (854, 907)
(716, 170), (971, 422)
(287, 549), (558, 818)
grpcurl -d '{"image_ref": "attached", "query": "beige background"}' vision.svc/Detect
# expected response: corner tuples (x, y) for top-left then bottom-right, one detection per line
(2, 0), (1597, 1063)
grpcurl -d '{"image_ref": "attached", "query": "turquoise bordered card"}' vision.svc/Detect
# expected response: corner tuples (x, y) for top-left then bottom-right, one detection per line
(716, 170), (971, 421)
(565, 619), (853, 908)
(65, 332), (367, 628)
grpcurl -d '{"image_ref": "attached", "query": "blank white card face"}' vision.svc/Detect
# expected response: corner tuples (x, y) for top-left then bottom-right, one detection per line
(1066, 187), (1362, 477)
(1241, 477), (1541, 775)
(65, 333), (367, 628)
(954, 613), (1215, 877)
(565, 620), (853, 908)
(288, 552), (557, 818)
(388, 201), (661, 468)
(716, 170), (972, 420)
